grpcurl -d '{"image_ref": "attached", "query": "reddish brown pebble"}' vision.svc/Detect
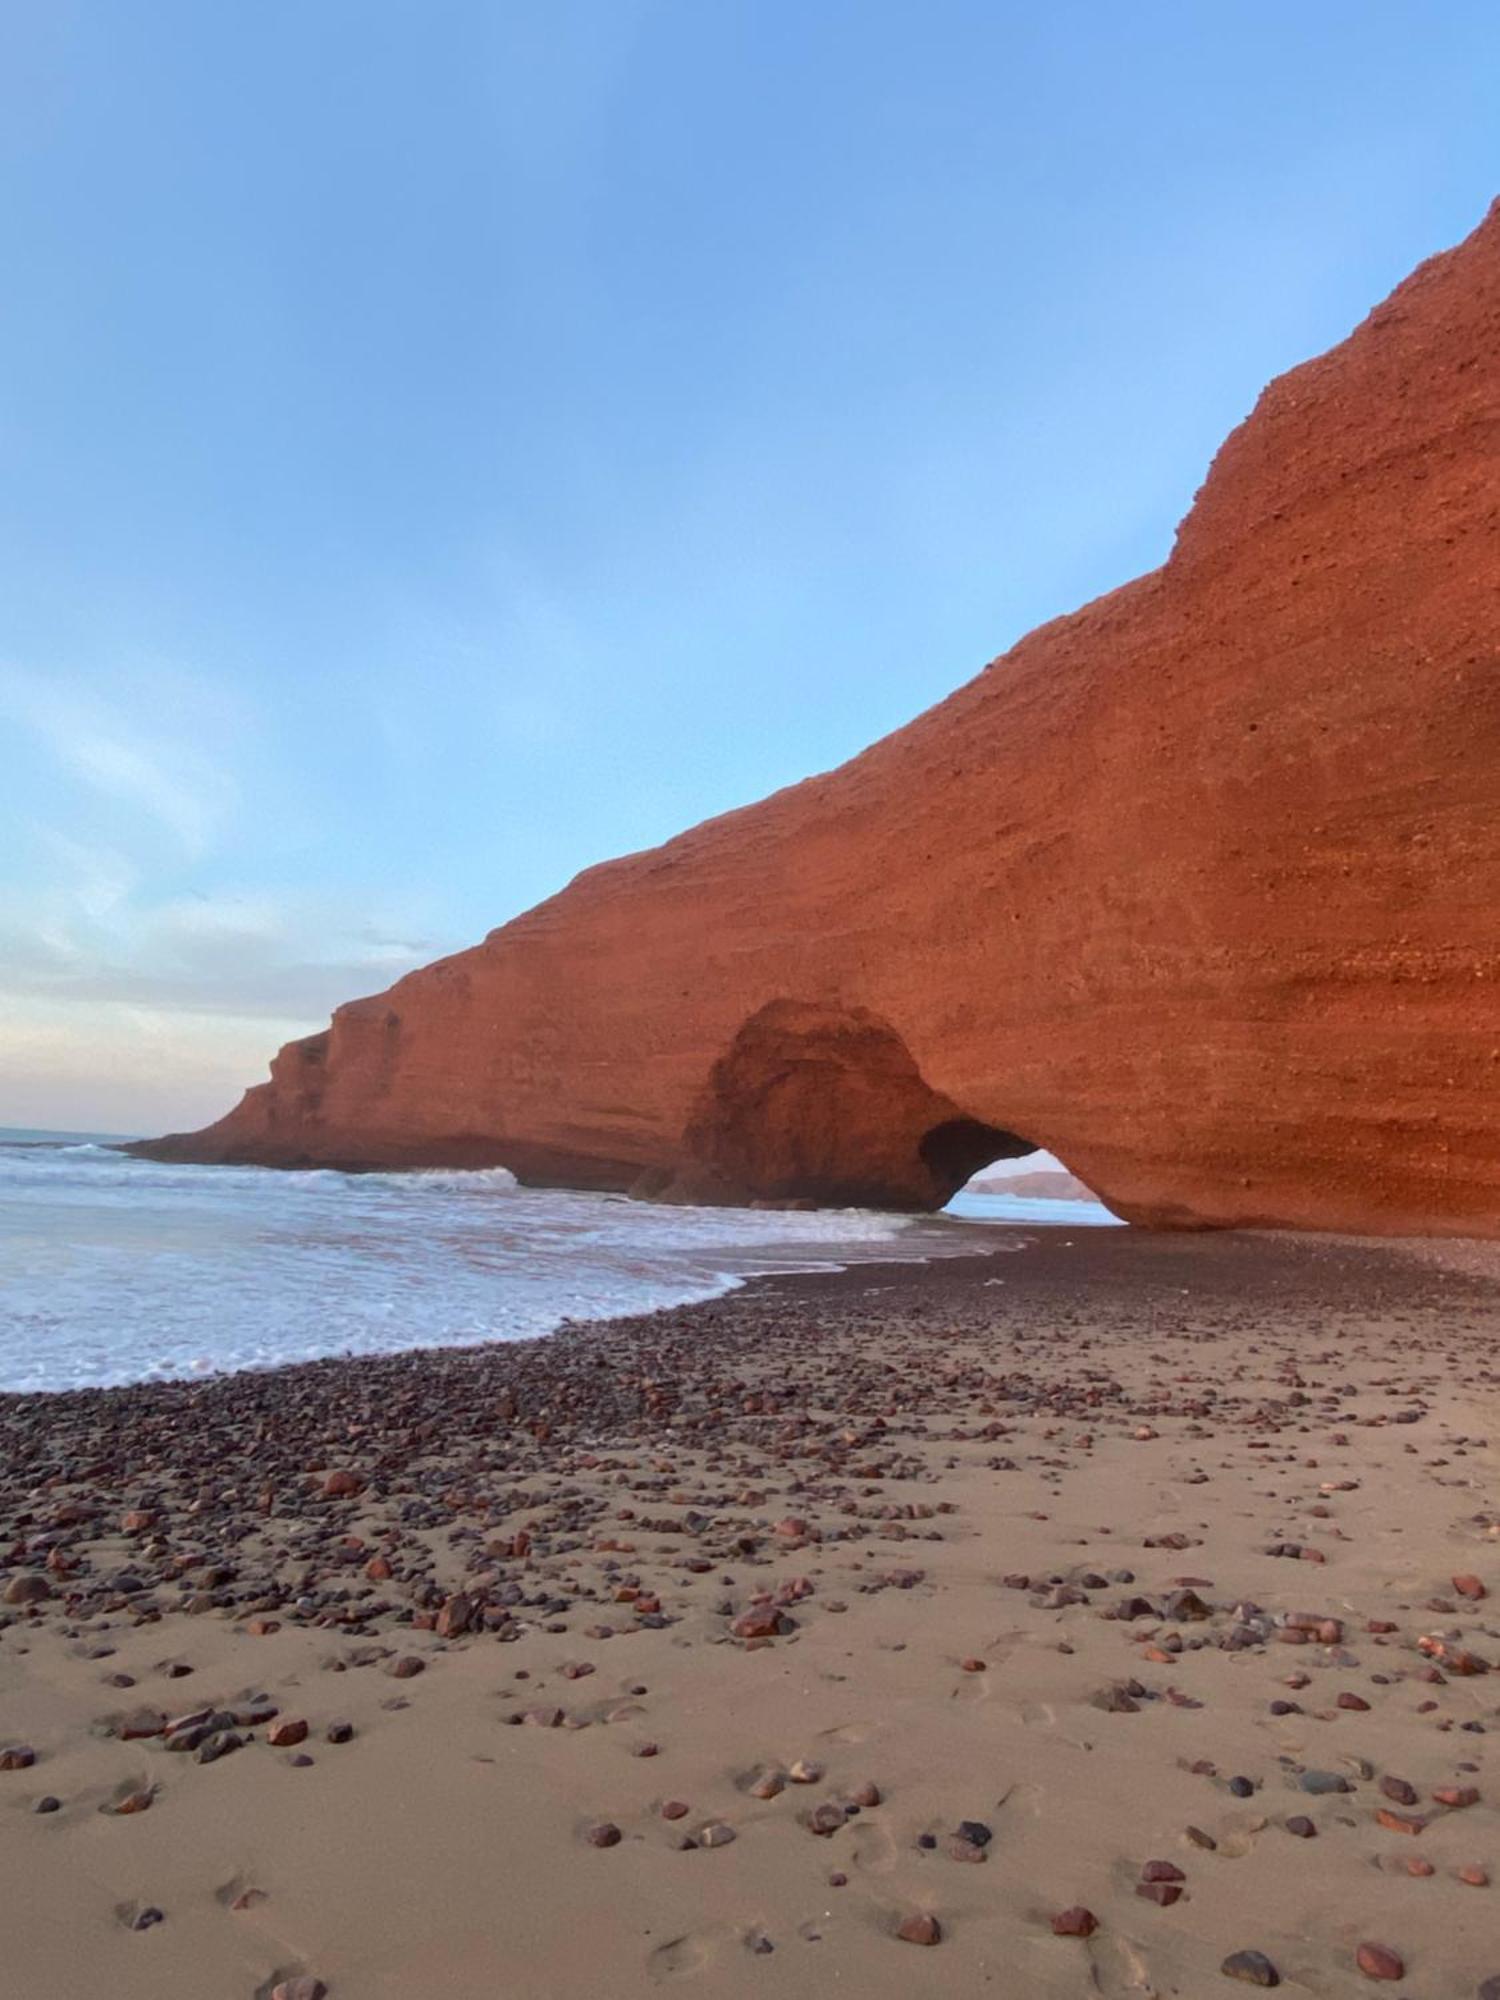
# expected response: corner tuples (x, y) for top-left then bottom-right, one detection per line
(0, 1747), (37, 1771)
(586, 1822), (622, 1847)
(1337, 1692), (1371, 1711)
(788, 1759), (822, 1784)
(267, 1719), (308, 1748)
(1375, 1809), (1425, 1836)
(111, 1790), (153, 1815)
(321, 1470), (364, 1498)
(1404, 1857), (1435, 1877)
(1433, 1786), (1479, 1809)
(1051, 1907), (1098, 1937)
(386, 1656), (424, 1679)
(661, 1800), (689, 1820)
(271, 1980), (327, 2000)
(1355, 1943), (1404, 1981)
(896, 1913), (940, 1946)
(1452, 1574), (1486, 1600)
(847, 1781), (881, 1808)
(960, 1657), (986, 1672)
(748, 1770), (784, 1800)
(1380, 1776), (1418, 1806)
(1457, 1864), (1488, 1886)
(1137, 1881), (1182, 1906)
(729, 1605), (787, 1640)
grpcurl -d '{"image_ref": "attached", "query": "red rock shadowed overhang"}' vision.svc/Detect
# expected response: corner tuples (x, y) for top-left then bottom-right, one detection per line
(133, 201), (1500, 1233)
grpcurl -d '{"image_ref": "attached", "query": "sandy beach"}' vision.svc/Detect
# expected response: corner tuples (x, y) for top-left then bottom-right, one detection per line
(1, 1227), (1497, 1999)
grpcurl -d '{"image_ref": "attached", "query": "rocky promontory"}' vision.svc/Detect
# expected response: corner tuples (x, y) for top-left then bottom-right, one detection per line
(137, 203), (1500, 1233)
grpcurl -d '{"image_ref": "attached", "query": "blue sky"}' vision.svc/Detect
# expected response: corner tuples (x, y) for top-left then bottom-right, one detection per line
(1, 1), (1495, 1133)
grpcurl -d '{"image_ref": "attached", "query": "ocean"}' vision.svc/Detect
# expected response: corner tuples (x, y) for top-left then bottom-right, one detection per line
(0, 1127), (1119, 1393)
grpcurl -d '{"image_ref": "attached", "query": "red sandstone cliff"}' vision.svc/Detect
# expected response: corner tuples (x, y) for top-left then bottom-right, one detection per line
(137, 203), (1500, 1233)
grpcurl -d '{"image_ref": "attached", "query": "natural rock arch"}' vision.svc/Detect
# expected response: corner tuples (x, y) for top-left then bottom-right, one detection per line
(133, 205), (1500, 1236)
(666, 1000), (1033, 1210)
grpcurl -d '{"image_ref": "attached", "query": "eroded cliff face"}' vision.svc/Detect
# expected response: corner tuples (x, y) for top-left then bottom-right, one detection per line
(136, 203), (1500, 1232)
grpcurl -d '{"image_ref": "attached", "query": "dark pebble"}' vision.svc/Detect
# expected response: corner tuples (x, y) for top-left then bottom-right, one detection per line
(1222, 1949), (1280, 1987)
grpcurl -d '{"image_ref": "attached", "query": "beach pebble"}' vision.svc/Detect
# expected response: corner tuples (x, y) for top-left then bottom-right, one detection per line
(1457, 1864), (1488, 1886)
(0, 1746), (37, 1770)
(267, 1719), (308, 1747)
(1354, 1942), (1404, 1981)
(788, 1759), (822, 1784)
(895, 1912), (940, 1946)
(1300, 1770), (1350, 1795)
(944, 1834), (986, 1862)
(33, 1795), (60, 1813)
(585, 1822), (621, 1847)
(130, 1906), (165, 1931)
(324, 1722), (354, 1744)
(698, 1821), (736, 1848)
(661, 1800), (689, 1820)
(748, 1770), (784, 1799)
(2, 1574), (51, 1605)
(116, 1707), (167, 1740)
(1136, 1881), (1182, 1906)
(271, 1979), (327, 2000)
(1050, 1907), (1098, 1937)
(1222, 1951), (1280, 1987)
(386, 1655), (424, 1679)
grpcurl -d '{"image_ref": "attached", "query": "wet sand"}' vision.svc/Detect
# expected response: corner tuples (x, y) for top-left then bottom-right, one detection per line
(1, 1227), (1497, 1998)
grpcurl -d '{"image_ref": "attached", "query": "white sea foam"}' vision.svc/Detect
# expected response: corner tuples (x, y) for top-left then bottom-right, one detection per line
(0, 1131), (1118, 1392)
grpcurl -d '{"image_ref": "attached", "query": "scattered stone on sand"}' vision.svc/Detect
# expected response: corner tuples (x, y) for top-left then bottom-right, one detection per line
(1355, 1942), (1405, 1981)
(585, 1823), (621, 1848)
(895, 1912), (941, 1946)
(1222, 1951), (1281, 1987)
(1051, 1907), (1098, 1937)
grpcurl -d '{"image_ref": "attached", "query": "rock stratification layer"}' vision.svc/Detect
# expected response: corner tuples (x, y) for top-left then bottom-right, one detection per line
(137, 204), (1500, 1232)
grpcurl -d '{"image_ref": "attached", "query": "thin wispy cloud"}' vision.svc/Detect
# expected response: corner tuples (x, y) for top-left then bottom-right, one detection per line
(0, 665), (236, 857)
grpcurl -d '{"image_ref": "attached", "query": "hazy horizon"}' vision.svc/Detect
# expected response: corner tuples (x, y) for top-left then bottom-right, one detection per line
(3, 4), (1496, 1133)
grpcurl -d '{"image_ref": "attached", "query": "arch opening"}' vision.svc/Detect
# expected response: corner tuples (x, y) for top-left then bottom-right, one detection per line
(944, 1143), (1119, 1222)
(919, 1116), (1034, 1194)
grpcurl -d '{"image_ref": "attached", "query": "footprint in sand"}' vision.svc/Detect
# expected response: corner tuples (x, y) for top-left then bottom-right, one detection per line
(648, 1933), (715, 1981)
(817, 1721), (875, 1746)
(849, 1818), (897, 1874)
(1088, 1931), (1159, 1996)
